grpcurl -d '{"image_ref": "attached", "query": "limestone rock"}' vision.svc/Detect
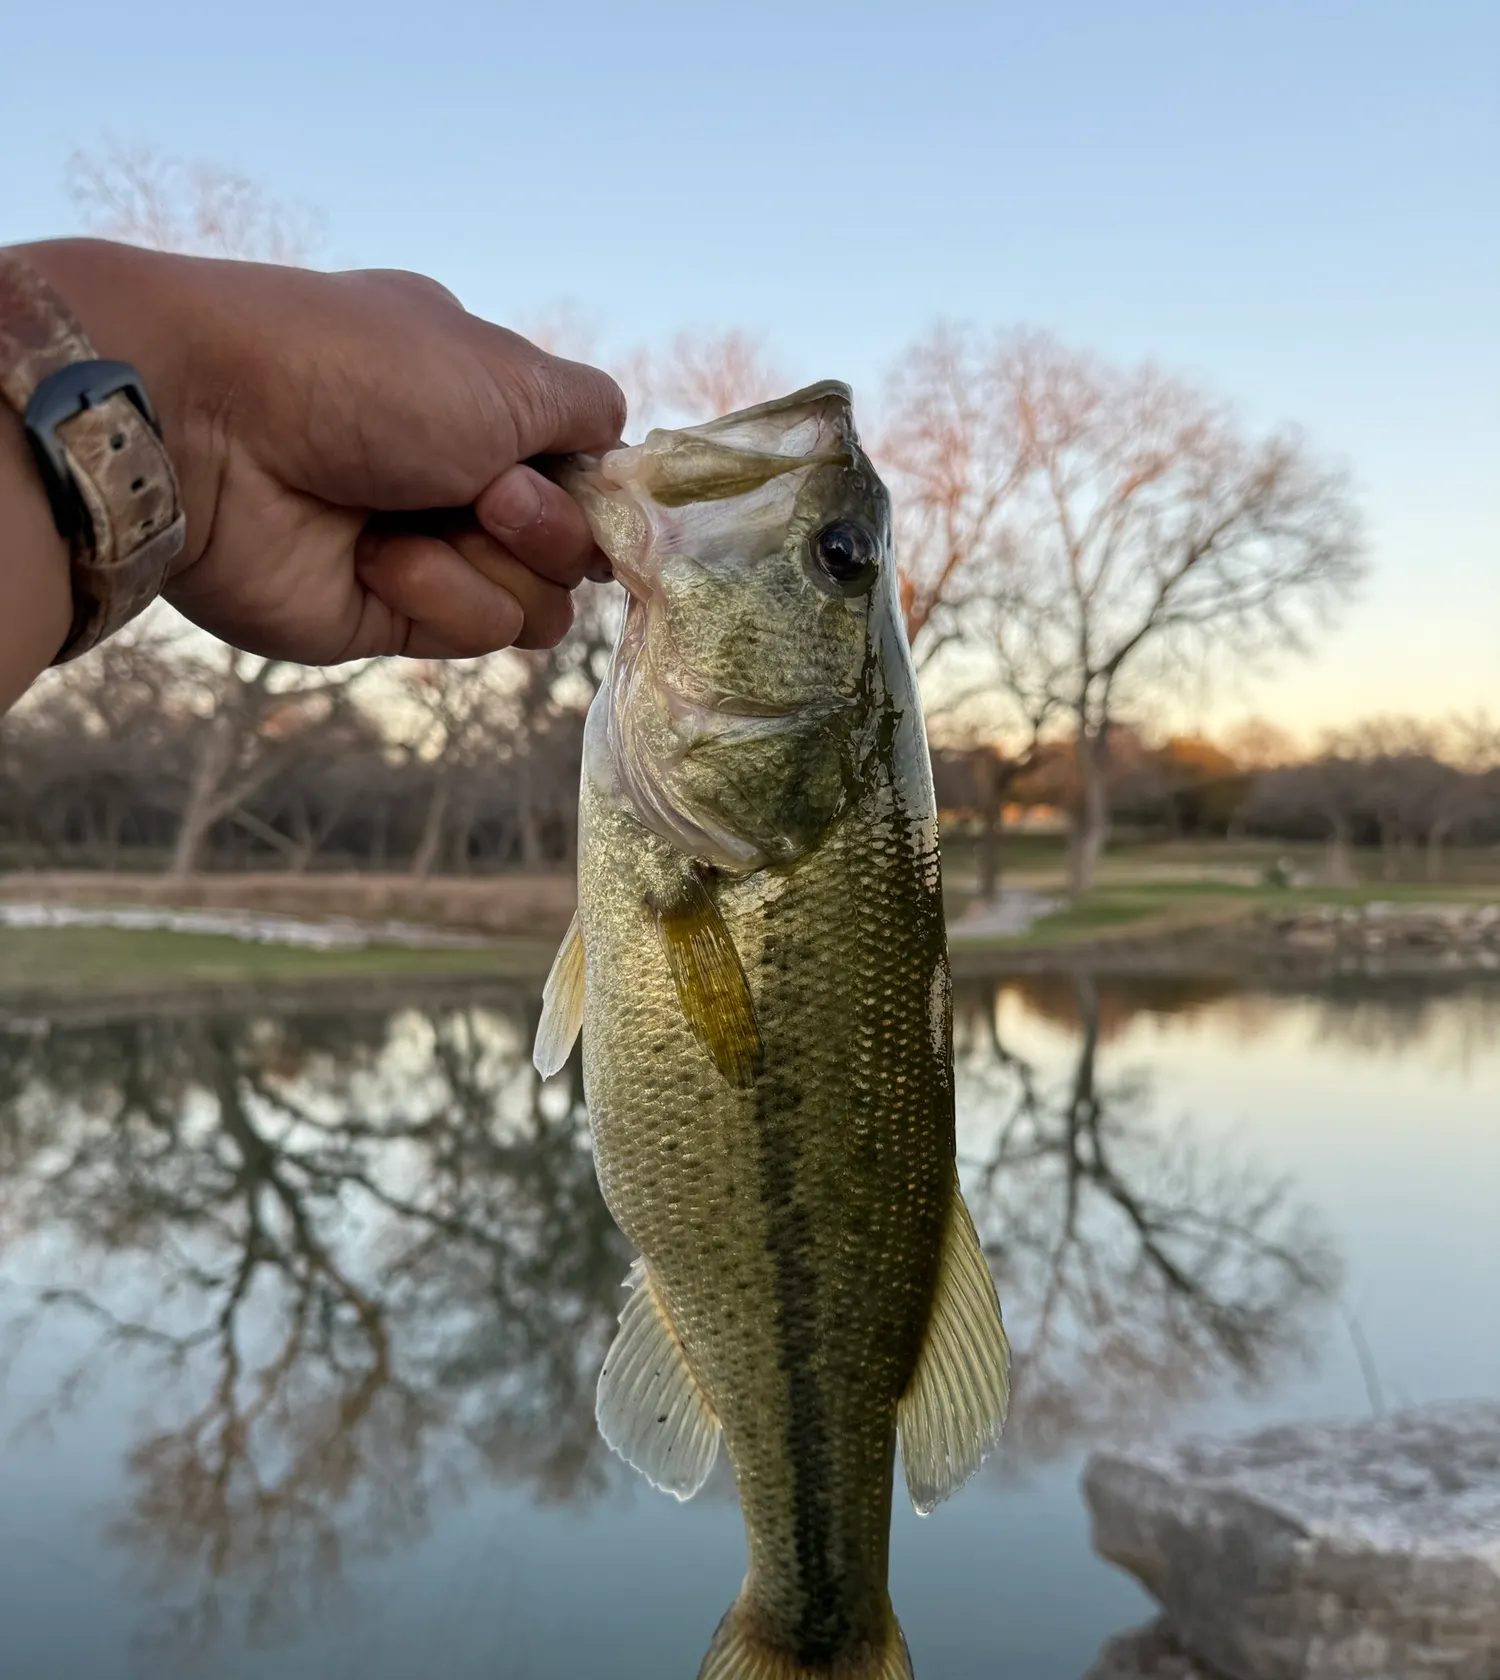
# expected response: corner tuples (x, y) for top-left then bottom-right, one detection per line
(1084, 1618), (1224, 1679)
(1083, 1403), (1500, 1680)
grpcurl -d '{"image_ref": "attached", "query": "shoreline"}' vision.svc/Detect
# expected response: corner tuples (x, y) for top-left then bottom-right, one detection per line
(950, 910), (1500, 982)
(2, 871), (1497, 1022)
(4, 916), (1498, 1031)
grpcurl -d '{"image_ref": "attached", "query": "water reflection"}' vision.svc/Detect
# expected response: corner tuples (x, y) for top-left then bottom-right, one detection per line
(0, 977), (1345, 1661)
(954, 975), (1341, 1462)
(0, 995), (632, 1660)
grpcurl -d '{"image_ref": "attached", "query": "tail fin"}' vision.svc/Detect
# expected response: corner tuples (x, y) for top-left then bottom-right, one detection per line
(698, 1597), (913, 1680)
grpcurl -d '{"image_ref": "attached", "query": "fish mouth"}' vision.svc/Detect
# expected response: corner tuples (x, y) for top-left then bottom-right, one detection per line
(611, 555), (654, 605)
(599, 381), (856, 508)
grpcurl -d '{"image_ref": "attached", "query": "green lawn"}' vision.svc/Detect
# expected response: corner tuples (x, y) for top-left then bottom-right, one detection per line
(955, 877), (1500, 951)
(4, 866), (1498, 1004)
(940, 833), (1500, 891)
(0, 925), (557, 1001)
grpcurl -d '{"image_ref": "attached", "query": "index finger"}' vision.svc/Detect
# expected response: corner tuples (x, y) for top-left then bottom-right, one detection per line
(475, 462), (606, 588)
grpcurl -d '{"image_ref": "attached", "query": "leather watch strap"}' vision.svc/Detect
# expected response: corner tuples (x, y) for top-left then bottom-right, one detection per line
(0, 253), (186, 664)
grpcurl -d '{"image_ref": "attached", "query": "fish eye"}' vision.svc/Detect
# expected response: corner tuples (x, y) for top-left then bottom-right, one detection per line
(811, 521), (879, 596)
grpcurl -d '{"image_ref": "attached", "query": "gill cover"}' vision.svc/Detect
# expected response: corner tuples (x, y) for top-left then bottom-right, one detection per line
(563, 383), (895, 874)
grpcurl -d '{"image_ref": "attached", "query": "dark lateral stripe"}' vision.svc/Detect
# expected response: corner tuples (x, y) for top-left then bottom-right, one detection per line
(755, 908), (848, 1663)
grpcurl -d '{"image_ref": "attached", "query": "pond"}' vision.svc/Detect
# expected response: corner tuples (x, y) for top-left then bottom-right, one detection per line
(1, 969), (1497, 1678)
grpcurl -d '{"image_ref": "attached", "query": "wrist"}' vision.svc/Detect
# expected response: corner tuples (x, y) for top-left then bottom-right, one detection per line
(0, 400), (73, 707)
(6, 239), (225, 576)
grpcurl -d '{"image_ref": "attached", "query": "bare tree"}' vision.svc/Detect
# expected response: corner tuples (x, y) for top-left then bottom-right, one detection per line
(389, 637), (602, 878)
(525, 313), (786, 443)
(3, 615), (181, 866)
(928, 730), (1054, 905)
(1431, 714), (1500, 877)
(1239, 715), (1500, 884)
(877, 328), (1066, 899)
(66, 141), (321, 264)
(1452, 711), (1500, 775)
(1322, 715), (1496, 883)
(391, 660), (512, 876)
(520, 301), (602, 363)
(621, 328), (786, 430)
(1327, 718), (1437, 880)
(59, 144), (364, 878)
(1241, 753), (1366, 883)
(255, 740), (381, 872)
(882, 329), (1364, 897)
(878, 325), (1030, 653)
(1219, 715), (1299, 772)
(167, 649), (368, 875)
(500, 582), (619, 867)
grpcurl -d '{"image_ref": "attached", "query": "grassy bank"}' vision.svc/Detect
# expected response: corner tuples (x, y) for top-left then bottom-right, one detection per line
(0, 924), (556, 1005)
(954, 879), (1500, 952)
(940, 833), (1500, 891)
(0, 860), (1491, 1001)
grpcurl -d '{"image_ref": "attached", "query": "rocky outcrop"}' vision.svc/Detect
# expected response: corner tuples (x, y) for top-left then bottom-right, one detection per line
(1084, 1619), (1223, 1679)
(1083, 1404), (1500, 1680)
(1266, 902), (1500, 969)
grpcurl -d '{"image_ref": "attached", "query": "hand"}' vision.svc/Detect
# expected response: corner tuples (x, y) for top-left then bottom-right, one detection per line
(16, 240), (625, 662)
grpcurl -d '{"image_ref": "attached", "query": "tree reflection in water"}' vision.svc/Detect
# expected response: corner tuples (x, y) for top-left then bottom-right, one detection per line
(0, 996), (633, 1658)
(953, 973), (1341, 1463)
(0, 977), (1341, 1657)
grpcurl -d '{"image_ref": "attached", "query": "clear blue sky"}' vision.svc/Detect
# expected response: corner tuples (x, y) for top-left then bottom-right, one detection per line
(4, 0), (1495, 738)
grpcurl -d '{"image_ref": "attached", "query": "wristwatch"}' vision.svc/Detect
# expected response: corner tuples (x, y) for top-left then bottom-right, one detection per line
(0, 251), (186, 664)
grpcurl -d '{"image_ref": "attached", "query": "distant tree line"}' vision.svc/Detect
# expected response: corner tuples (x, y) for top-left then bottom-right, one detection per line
(0, 604), (608, 877)
(4, 606), (1495, 881)
(6, 145), (1441, 894)
(1237, 716), (1500, 882)
(932, 715), (1500, 888)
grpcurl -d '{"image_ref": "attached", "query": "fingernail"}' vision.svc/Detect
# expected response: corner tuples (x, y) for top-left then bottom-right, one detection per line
(482, 468), (543, 535)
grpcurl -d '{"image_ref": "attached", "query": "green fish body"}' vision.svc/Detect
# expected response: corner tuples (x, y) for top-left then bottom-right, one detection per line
(535, 384), (1009, 1680)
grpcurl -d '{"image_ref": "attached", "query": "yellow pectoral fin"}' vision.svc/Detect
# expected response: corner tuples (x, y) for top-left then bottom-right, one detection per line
(532, 912), (586, 1078)
(597, 1260), (721, 1502)
(654, 875), (762, 1087)
(898, 1181), (1012, 1515)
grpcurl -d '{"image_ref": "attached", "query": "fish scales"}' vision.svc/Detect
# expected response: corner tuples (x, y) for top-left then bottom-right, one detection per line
(583, 790), (950, 1656)
(537, 382), (1010, 1680)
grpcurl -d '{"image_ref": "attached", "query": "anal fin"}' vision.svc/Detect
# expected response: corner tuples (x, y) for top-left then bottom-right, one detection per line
(533, 912), (585, 1078)
(653, 870), (761, 1087)
(597, 1259), (721, 1501)
(897, 1180), (1011, 1515)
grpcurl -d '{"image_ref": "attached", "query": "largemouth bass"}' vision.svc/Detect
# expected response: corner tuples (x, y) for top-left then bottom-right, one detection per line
(534, 382), (1010, 1680)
